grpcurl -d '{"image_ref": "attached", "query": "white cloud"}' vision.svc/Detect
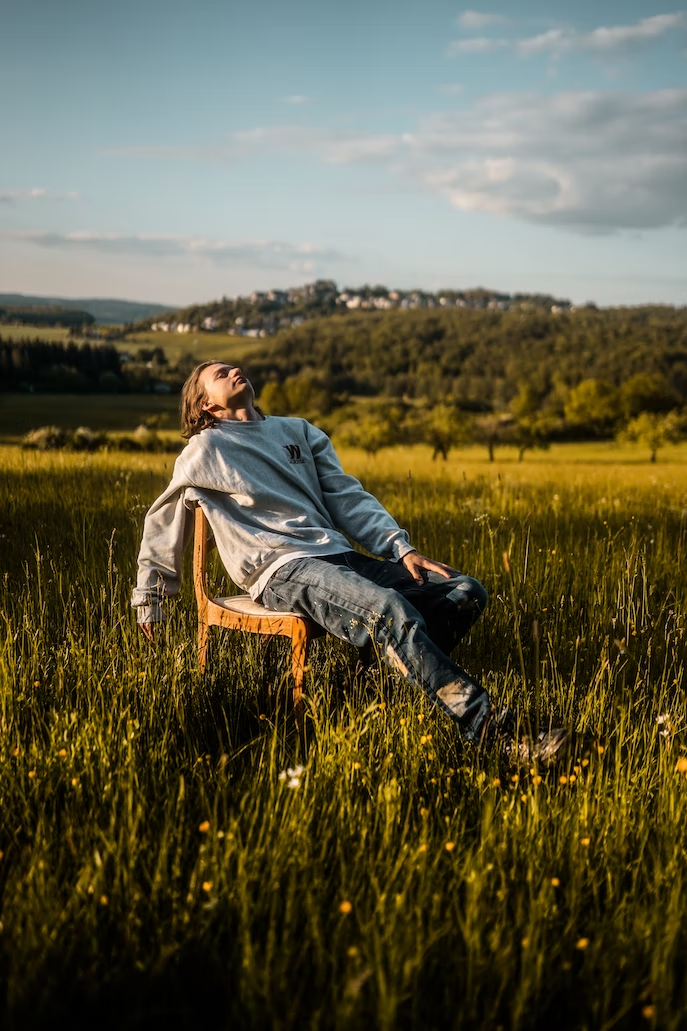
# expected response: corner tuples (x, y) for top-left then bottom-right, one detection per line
(412, 90), (687, 231)
(447, 36), (509, 54)
(580, 12), (685, 49)
(457, 10), (508, 29)
(104, 127), (399, 166)
(0, 188), (80, 204)
(280, 94), (311, 105)
(3, 232), (348, 271)
(450, 12), (686, 59)
(103, 89), (687, 233)
(438, 83), (465, 95)
(515, 28), (569, 56)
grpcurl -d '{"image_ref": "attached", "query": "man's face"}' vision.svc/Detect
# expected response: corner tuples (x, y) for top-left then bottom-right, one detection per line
(200, 363), (255, 413)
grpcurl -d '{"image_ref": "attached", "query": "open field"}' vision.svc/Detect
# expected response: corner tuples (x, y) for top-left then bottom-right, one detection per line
(119, 330), (278, 365)
(1, 443), (687, 1028)
(0, 323), (279, 366)
(0, 324), (76, 343)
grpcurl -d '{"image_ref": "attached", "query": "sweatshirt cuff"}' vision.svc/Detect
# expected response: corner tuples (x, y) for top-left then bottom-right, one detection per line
(135, 602), (166, 624)
(392, 541), (416, 562)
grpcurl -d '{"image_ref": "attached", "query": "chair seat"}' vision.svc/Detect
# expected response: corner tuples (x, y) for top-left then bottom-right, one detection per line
(213, 594), (304, 620)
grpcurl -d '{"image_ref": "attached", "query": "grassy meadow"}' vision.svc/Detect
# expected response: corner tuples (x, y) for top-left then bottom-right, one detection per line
(1, 441), (687, 1029)
(120, 330), (279, 366)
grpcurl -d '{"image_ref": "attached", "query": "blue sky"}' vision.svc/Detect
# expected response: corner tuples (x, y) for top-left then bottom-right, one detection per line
(1, 0), (685, 306)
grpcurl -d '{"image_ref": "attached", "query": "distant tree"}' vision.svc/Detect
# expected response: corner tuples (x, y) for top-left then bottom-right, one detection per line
(98, 370), (121, 393)
(618, 411), (683, 463)
(473, 413), (514, 462)
(413, 403), (472, 460)
(258, 375), (331, 417)
(258, 381), (289, 415)
(509, 384), (555, 461)
(564, 379), (620, 436)
(619, 373), (678, 419)
(334, 407), (402, 456)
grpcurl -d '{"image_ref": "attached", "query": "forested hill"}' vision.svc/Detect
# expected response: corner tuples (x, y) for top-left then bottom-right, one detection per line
(245, 305), (687, 409)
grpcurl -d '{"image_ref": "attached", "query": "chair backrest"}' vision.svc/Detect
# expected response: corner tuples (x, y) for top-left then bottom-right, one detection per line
(193, 504), (210, 609)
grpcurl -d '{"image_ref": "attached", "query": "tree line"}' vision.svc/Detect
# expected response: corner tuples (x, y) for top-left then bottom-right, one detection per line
(0, 339), (195, 394)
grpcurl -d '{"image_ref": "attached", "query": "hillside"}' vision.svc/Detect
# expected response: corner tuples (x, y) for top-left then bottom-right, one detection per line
(0, 293), (175, 325)
(133, 279), (573, 340)
(242, 304), (687, 409)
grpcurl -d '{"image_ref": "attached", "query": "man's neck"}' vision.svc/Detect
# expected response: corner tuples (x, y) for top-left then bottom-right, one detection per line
(214, 405), (264, 423)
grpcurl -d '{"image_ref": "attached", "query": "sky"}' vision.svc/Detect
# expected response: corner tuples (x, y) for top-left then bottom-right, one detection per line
(0, 0), (686, 307)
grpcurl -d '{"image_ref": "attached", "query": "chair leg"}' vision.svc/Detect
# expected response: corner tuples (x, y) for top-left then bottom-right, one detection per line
(291, 623), (310, 745)
(198, 618), (209, 673)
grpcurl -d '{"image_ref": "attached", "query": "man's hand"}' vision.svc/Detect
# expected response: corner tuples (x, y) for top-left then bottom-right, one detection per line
(401, 551), (461, 585)
(139, 622), (157, 643)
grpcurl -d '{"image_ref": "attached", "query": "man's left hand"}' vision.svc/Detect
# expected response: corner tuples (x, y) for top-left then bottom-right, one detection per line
(401, 551), (461, 585)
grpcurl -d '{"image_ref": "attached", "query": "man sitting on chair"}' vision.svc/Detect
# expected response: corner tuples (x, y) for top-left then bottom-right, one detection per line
(132, 360), (568, 761)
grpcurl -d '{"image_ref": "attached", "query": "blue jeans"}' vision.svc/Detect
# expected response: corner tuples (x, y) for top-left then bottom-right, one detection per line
(261, 551), (490, 742)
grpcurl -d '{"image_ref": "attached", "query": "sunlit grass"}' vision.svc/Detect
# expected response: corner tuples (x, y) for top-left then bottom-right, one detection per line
(1, 443), (686, 1028)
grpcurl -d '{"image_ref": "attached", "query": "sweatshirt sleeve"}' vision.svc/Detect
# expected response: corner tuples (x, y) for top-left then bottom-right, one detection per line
(305, 421), (415, 562)
(130, 474), (194, 623)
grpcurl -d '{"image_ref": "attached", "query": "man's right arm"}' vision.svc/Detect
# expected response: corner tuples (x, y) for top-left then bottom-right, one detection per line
(131, 481), (193, 627)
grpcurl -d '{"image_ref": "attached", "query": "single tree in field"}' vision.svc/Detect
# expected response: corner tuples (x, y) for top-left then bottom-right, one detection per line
(415, 403), (472, 460)
(510, 384), (555, 461)
(618, 411), (682, 462)
(473, 413), (515, 462)
(334, 407), (403, 456)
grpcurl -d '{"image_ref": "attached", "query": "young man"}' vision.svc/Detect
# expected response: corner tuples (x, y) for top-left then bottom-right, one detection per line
(132, 360), (568, 760)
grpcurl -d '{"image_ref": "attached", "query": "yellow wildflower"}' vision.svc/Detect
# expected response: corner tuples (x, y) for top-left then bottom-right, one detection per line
(198, 820), (211, 833)
(339, 900), (352, 915)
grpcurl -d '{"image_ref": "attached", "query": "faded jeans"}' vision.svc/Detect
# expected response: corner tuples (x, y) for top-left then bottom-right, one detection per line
(261, 550), (490, 742)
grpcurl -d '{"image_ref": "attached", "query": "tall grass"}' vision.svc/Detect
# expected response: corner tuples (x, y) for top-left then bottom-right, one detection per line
(1, 444), (686, 1029)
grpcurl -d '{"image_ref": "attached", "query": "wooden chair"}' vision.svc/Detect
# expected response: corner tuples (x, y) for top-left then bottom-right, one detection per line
(193, 503), (324, 735)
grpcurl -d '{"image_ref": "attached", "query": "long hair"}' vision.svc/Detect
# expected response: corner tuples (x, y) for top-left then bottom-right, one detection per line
(180, 360), (224, 439)
(180, 360), (264, 439)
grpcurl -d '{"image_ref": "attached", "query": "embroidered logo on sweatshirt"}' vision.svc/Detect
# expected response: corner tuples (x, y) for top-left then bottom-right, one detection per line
(283, 443), (306, 465)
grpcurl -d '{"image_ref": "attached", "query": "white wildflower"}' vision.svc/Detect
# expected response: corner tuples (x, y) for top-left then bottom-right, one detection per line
(279, 765), (305, 788)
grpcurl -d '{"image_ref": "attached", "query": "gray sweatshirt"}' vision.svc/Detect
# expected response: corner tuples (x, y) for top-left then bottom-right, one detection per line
(131, 415), (415, 623)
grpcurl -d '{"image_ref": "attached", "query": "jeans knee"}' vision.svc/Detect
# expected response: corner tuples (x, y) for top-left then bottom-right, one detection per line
(469, 577), (489, 615)
(447, 576), (488, 616)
